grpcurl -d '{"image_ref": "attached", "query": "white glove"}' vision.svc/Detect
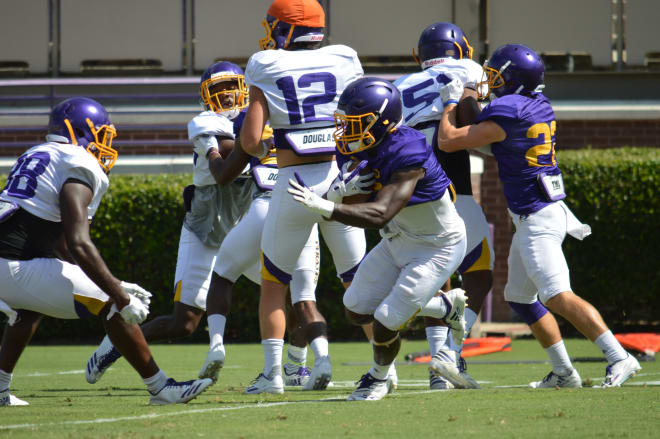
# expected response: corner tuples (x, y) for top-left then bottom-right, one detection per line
(327, 160), (374, 203)
(120, 281), (152, 306)
(192, 134), (218, 158)
(0, 298), (17, 326)
(107, 294), (149, 325)
(440, 78), (465, 106)
(287, 172), (335, 218)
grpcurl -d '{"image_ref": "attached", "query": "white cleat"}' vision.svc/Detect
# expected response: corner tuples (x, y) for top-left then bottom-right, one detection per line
(86, 335), (122, 384)
(303, 355), (332, 391)
(386, 364), (398, 392)
(149, 378), (212, 405)
(198, 346), (225, 383)
(0, 389), (29, 406)
(442, 289), (467, 345)
(595, 354), (641, 388)
(429, 349), (478, 389)
(283, 363), (311, 387)
(429, 371), (454, 390)
(456, 357), (480, 389)
(529, 368), (582, 388)
(244, 373), (284, 394)
(347, 373), (392, 401)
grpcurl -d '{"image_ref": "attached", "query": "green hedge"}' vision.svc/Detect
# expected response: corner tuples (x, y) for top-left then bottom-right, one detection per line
(558, 147), (659, 329)
(1, 147), (658, 343)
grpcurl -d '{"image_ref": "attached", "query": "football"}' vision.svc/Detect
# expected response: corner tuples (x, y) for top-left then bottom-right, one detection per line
(342, 160), (373, 205)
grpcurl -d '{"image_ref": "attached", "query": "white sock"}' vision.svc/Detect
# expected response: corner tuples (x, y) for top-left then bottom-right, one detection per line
(0, 369), (12, 391)
(368, 363), (391, 380)
(143, 369), (169, 394)
(594, 330), (627, 365)
(208, 314), (226, 350)
(287, 345), (307, 365)
(545, 340), (574, 375)
(418, 296), (449, 320)
(426, 326), (449, 356)
(310, 337), (329, 363)
(262, 338), (284, 378)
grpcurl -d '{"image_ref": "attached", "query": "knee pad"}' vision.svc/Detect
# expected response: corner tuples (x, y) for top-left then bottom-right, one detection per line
(507, 300), (548, 325)
(344, 307), (373, 326)
(374, 304), (405, 332)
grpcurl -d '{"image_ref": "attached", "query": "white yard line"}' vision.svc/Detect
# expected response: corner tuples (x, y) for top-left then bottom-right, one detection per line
(0, 389), (441, 431)
(3, 373), (657, 430)
(24, 370), (85, 377)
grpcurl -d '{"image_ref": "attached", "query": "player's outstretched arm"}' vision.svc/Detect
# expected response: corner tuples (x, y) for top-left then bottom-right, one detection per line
(331, 168), (425, 229)
(59, 179), (129, 309)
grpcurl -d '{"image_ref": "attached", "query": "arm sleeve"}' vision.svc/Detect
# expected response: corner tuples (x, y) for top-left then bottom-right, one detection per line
(392, 138), (430, 171)
(476, 100), (518, 123)
(62, 162), (99, 194)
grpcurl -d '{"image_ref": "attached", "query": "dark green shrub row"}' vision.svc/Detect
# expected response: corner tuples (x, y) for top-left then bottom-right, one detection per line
(1, 147), (658, 343)
(558, 147), (659, 329)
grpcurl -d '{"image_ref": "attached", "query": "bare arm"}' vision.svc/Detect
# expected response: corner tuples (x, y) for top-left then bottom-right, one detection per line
(240, 86), (270, 156)
(206, 137), (252, 185)
(59, 180), (129, 309)
(437, 102), (506, 153)
(331, 168), (425, 229)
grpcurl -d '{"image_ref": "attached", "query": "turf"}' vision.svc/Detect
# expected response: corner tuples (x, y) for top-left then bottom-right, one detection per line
(1, 339), (658, 438)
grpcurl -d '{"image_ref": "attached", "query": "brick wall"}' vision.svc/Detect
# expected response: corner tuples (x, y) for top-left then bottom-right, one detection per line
(2, 119), (659, 157)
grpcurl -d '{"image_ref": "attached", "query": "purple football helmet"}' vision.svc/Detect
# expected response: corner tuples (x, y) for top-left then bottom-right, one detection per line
(259, 15), (324, 50)
(200, 61), (248, 118)
(481, 44), (545, 98)
(415, 22), (473, 69)
(334, 77), (402, 155)
(48, 97), (117, 173)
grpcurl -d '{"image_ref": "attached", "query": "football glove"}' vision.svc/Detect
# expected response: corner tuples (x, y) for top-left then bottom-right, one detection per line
(120, 281), (152, 306)
(288, 172), (335, 218)
(107, 294), (149, 325)
(326, 160), (374, 203)
(440, 78), (464, 106)
(0, 298), (17, 326)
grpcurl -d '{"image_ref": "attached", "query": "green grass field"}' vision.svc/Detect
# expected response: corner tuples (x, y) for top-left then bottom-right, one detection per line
(2, 339), (658, 438)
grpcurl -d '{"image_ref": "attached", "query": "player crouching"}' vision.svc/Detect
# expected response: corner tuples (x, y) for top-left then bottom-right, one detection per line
(0, 98), (211, 406)
(288, 78), (468, 400)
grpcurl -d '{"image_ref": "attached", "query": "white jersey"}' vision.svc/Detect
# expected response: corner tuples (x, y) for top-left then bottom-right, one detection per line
(187, 111), (235, 186)
(245, 45), (363, 130)
(0, 141), (108, 221)
(394, 58), (483, 141)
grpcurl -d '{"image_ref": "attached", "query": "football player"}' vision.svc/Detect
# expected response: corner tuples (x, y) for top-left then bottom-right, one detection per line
(393, 22), (493, 389)
(288, 78), (469, 400)
(437, 44), (641, 388)
(85, 62), (315, 389)
(199, 96), (322, 392)
(235, 0), (368, 393)
(0, 97), (212, 406)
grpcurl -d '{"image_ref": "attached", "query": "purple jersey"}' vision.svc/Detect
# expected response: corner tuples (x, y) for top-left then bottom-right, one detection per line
(336, 126), (452, 206)
(476, 93), (562, 215)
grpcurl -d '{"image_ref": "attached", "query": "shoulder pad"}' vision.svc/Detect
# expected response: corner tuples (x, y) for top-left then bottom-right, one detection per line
(188, 112), (234, 140)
